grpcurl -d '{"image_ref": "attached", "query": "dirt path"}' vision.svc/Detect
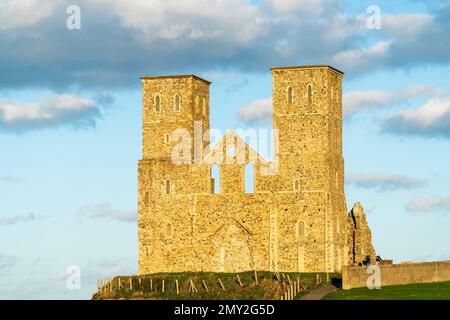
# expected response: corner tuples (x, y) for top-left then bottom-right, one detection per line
(299, 285), (338, 300)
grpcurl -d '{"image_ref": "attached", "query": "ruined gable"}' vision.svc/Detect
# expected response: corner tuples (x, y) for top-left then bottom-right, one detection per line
(347, 202), (376, 265)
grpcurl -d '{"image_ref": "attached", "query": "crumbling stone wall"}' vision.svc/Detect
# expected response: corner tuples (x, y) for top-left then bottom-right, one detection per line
(346, 202), (376, 266)
(138, 66), (376, 275)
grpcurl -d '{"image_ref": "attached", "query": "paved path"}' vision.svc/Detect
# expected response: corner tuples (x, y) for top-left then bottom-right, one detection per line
(299, 285), (338, 300)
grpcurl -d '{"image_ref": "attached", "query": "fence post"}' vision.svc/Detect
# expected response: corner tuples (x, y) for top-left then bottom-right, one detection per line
(202, 280), (209, 292)
(218, 278), (225, 291)
(237, 275), (243, 287)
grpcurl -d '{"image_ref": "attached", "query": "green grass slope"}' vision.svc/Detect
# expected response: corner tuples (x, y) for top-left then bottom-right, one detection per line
(324, 281), (450, 300)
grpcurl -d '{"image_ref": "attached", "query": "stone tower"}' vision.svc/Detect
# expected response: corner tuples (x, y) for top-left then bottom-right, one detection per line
(271, 65), (347, 272)
(141, 75), (210, 160)
(138, 75), (212, 274)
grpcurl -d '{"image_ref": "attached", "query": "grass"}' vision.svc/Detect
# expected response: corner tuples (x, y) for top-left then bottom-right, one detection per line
(324, 281), (450, 300)
(92, 271), (339, 300)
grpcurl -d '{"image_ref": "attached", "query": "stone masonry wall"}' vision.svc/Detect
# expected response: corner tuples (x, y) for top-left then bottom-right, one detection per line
(138, 66), (374, 275)
(342, 260), (450, 289)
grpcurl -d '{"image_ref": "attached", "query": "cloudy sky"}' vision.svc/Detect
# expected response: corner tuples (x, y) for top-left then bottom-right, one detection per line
(1, 0), (450, 299)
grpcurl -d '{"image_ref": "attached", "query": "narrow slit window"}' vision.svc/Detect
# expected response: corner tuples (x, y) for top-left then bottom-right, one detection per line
(307, 85), (312, 105)
(288, 87), (293, 105)
(244, 163), (255, 193)
(175, 94), (181, 111)
(165, 180), (171, 194)
(155, 95), (161, 112)
(294, 180), (300, 191)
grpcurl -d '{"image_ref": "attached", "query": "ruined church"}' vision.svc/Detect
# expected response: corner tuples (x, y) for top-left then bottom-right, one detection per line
(138, 65), (375, 274)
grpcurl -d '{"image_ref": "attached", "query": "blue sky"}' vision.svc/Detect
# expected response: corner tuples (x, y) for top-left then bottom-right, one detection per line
(1, 0), (450, 299)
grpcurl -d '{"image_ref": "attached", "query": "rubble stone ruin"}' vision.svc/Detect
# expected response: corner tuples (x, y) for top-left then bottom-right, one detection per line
(137, 65), (376, 274)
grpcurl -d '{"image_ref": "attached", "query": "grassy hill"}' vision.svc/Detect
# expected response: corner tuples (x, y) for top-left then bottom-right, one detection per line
(92, 271), (340, 300)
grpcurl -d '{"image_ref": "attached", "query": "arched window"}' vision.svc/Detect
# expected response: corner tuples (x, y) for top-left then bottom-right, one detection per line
(155, 95), (161, 112)
(294, 180), (300, 191)
(211, 164), (220, 194)
(175, 94), (181, 111)
(287, 87), (293, 105)
(165, 180), (171, 194)
(244, 163), (255, 193)
(296, 220), (305, 239)
(307, 85), (312, 105)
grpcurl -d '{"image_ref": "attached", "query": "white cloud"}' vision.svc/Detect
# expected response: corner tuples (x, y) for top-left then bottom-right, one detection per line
(76, 203), (137, 222)
(0, 94), (101, 133)
(344, 84), (450, 117)
(406, 196), (450, 213)
(344, 90), (392, 117)
(397, 84), (448, 99)
(346, 173), (427, 192)
(97, 0), (264, 46)
(0, 254), (16, 271)
(0, 0), (59, 31)
(383, 98), (450, 137)
(332, 41), (391, 74)
(381, 13), (434, 37)
(236, 98), (272, 124)
(0, 213), (43, 226)
(1, 0), (450, 89)
(265, 0), (336, 15)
